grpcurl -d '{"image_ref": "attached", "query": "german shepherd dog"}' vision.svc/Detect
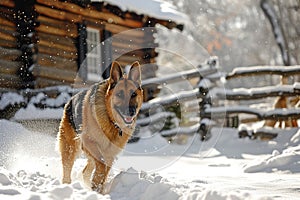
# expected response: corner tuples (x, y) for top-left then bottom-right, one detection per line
(57, 61), (143, 193)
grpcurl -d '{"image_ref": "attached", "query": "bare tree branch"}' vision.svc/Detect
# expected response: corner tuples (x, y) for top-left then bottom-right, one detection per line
(261, 0), (291, 66)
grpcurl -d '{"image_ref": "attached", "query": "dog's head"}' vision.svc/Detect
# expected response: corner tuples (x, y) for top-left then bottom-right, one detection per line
(106, 61), (143, 130)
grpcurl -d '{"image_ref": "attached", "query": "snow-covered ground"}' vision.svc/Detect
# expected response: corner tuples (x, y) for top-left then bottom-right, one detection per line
(0, 114), (300, 199)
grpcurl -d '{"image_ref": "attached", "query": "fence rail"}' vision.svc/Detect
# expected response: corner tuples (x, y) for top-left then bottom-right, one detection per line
(226, 65), (300, 79)
(207, 65), (300, 139)
(215, 83), (300, 100)
(142, 67), (218, 87)
(203, 106), (300, 120)
(136, 57), (220, 140)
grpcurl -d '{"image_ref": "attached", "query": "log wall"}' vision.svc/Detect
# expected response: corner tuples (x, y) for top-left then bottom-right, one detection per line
(0, 0), (161, 89)
(33, 0), (159, 88)
(0, 1), (22, 88)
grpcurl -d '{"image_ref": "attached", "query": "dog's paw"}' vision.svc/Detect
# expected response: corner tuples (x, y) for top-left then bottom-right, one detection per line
(91, 183), (105, 194)
(62, 178), (71, 184)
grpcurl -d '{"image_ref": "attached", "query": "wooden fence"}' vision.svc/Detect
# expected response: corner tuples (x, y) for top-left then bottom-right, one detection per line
(2, 61), (299, 142)
(0, 57), (220, 142)
(134, 57), (220, 141)
(203, 65), (300, 140)
(140, 64), (300, 141)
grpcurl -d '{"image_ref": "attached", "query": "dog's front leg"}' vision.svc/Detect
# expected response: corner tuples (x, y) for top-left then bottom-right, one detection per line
(91, 160), (111, 193)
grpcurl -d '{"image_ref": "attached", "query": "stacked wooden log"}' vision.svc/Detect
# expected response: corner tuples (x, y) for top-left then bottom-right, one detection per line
(33, 0), (158, 87)
(0, 1), (22, 88)
(0, 0), (169, 89)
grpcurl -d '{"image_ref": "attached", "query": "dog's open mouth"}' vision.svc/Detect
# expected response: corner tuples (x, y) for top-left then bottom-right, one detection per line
(123, 116), (134, 124)
(115, 108), (135, 124)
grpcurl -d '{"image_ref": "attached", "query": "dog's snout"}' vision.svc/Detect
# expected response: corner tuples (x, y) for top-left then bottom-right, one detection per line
(128, 106), (136, 116)
(117, 105), (136, 117)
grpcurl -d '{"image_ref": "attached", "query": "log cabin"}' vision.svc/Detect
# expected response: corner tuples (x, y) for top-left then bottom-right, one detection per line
(0, 0), (186, 100)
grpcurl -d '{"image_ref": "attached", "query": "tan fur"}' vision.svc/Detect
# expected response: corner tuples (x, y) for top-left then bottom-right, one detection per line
(57, 61), (143, 193)
(264, 96), (286, 127)
(264, 96), (298, 128)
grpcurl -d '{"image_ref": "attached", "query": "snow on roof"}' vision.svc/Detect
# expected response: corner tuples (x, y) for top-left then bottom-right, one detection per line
(92, 0), (189, 24)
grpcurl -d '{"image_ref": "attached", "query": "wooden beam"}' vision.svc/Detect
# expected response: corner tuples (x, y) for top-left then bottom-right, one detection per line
(160, 124), (200, 138)
(85, 20), (105, 30)
(142, 67), (218, 87)
(36, 24), (78, 38)
(34, 77), (71, 88)
(0, 73), (22, 89)
(112, 40), (158, 50)
(115, 55), (143, 64)
(36, 0), (143, 28)
(37, 15), (77, 29)
(226, 65), (300, 79)
(37, 44), (78, 60)
(0, 17), (15, 28)
(105, 23), (145, 36)
(37, 53), (77, 71)
(115, 57), (156, 68)
(0, 38), (17, 48)
(0, 47), (21, 60)
(35, 4), (83, 23)
(203, 106), (300, 120)
(137, 112), (175, 126)
(104, 24), (129, 35)
(113, 49), (157, 58)
(0, 28), (17, 41)
(38, 37), (77, 53)
(37, 15), (78, 38)
(0, 0), (14, 7)
(37, 31), (76, 48)
(110, 27), (152, 40)
(32, 65), (77, 83)
(0, 6), (14, 20)
(141, 88), (200, 112)
(112, 34), (156, 46)
(0, 59), (20, 74)
(216, 83), (300, 100)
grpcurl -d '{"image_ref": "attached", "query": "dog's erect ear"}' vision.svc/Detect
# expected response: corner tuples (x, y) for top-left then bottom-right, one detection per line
(128, 61), (141, 86)
(109, 61), (123, 86)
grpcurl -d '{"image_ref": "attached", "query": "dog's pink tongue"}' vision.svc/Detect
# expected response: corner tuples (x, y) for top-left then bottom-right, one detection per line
(124, 116), (133, 123)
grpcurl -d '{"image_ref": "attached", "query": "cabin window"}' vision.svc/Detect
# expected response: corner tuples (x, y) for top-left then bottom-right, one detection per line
(86, 27), (102, 82)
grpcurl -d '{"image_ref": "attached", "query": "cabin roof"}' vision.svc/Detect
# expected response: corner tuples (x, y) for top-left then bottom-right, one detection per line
(92, 0), (189, 24)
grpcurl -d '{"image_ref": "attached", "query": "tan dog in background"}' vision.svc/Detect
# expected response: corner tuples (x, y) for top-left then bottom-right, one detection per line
(57, 61), (143, 193)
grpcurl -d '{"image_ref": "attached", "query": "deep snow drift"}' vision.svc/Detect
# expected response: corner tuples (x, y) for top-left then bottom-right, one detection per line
(0, 118), (300, 200)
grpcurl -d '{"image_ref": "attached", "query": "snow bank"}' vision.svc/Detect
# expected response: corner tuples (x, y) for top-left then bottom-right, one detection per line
(0, 120), (181, 199)
(0, 120), (59, 173)
(1, 119), (300, 199)
(0, 92), (25, 110)
(0, 165), (273, 200)
(243, 147), (300, 173)
(12, 91), (68, 120)
(0, 167), (106, 200)
(243, 129), (300, 173)
(109, 168), (179, 200)
(14, 104), (63, 120)
(0, 166), (179, 200)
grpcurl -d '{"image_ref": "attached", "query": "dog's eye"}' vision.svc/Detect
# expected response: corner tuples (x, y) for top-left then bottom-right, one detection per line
(131, 92), (137, 98)
(116, 91), (124, 98)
